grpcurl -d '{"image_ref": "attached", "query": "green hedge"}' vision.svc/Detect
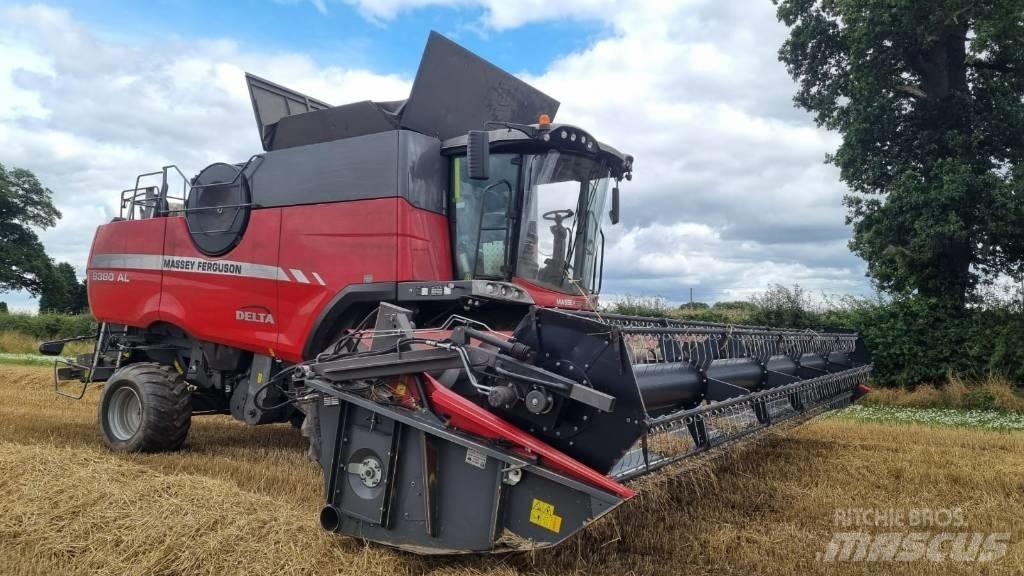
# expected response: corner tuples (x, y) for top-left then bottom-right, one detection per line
(607, 288), (1024, 389)
(811, 298), (1024, 388)
(605, 295), (754, 324)
(0, 312), (95, 339)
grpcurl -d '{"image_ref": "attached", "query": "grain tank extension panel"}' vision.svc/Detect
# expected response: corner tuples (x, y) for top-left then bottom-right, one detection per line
(246, 31), (560, 151)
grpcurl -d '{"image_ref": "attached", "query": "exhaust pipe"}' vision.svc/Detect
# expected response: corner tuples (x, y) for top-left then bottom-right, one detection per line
(319, 505), (342, 532)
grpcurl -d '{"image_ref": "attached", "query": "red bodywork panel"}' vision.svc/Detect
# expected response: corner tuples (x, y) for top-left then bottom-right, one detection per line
(87, 195), (592, 359)
(160, 209), (282, 353)
(88, 218), (167, 328)
(88, 198), (451, 362)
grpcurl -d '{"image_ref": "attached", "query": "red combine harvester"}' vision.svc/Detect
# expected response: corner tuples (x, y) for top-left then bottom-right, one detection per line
(42, 32), (872, 554)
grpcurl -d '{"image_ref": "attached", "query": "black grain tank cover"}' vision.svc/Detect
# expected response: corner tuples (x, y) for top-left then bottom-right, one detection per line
(247, 31), (560, 151)
(266, 100), (403, 151)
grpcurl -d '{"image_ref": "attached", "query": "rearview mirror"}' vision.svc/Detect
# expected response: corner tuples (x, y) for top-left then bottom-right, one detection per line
(467, 130), (490, 181)
(39, 340), (66, 356)
(609, 185), (620, 225)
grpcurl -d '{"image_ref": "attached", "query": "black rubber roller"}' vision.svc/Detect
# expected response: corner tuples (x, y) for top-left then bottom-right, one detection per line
(798, 353), (827, 378)
(764, 355), (798, 389)
(633, 362), (703, 411)
(705, 357), (763, 391)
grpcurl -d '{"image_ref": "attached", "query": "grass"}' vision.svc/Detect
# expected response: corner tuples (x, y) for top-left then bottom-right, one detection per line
(0, 330), (97, 369)
(0, 353), (55, 366)
(0, 330), (94, 356)
(0, 365), (1022, 575)
(834, 404), (1024, 430)
(860, 374), (1024, 413)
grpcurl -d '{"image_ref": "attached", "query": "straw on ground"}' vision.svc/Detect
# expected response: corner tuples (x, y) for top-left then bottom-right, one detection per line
(0, 365), (1021, 576)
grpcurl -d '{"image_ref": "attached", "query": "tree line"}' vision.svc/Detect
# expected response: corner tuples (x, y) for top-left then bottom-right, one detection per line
(775, 0), (1024, 310)
(0, 163), (88, 314)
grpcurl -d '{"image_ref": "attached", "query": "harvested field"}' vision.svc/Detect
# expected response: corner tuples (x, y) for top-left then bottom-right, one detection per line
(0, 364), (1021, 576)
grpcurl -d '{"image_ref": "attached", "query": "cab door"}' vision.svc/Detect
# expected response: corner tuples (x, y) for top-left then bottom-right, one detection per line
(450, 153), (520, 281)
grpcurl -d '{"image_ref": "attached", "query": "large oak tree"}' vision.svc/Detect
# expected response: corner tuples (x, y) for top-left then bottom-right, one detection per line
(775, 0), (1024, 307)
(0, 163), (61, 295)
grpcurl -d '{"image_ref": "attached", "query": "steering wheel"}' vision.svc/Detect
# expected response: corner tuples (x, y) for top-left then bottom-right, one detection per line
(543, 209), (574, 223)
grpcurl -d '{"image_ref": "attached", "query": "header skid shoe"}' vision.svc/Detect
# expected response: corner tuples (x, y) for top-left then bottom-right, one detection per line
(300, 305), (871, 553)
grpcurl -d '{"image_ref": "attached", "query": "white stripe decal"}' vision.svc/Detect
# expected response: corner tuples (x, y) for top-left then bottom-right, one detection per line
(290, 269), (310, 284)
(90, 253), (163, 271)
(311, 272), (326, 286)
(90, 253), (291, 282)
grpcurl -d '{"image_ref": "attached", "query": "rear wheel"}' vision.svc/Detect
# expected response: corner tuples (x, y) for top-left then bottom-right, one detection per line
(98, 363), (192, 452)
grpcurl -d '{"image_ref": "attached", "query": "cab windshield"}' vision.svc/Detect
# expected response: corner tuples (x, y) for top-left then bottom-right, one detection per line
(517, 151), (610, 293)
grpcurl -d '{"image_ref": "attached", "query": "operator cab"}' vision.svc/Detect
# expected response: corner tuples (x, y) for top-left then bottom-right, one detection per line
(443, 121), (632, 308)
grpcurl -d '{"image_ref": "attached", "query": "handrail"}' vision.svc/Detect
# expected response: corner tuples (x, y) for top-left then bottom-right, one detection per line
(117, 155), (263, 222)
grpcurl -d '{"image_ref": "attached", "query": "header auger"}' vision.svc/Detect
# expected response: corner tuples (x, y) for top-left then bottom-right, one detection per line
(42, 31), (871, 554)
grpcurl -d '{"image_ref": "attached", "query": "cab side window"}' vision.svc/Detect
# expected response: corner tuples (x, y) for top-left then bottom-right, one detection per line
(451, 154), (519, 280)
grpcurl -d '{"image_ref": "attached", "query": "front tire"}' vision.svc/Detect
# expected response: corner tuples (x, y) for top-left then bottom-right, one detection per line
(98, 363), (192, 452)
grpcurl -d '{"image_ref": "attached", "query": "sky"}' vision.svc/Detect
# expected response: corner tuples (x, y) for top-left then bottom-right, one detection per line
(0, 0), (872, 311)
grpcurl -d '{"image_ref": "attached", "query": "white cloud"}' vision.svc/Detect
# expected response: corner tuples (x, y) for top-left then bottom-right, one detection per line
(338, 0), (629, 29)
(0, 4), (408, 270)
(0, 37), (53, 120)
(516, 0), (865, 302)
(272, 0), (329, 15)
(601, 223), (862, 303)
(0, 1), (868, 311)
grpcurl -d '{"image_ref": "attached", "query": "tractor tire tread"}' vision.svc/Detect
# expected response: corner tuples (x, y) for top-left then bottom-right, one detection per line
(98, 362), (192, 453)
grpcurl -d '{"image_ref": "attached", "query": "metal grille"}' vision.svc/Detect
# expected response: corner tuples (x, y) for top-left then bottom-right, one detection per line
(569, 310), (859, 366)
(610, 364), (871, 481)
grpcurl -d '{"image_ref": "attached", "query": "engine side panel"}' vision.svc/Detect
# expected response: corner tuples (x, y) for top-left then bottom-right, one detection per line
(276, 198), (453, 361)
(88, 218), (166, 328)
(396, 201), (452, 281)
(159, 209), (282, 355)
(276, 198), (395, 360)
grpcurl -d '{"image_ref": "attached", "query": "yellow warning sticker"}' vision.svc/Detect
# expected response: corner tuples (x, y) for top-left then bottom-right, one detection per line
(529, 498), (562, 534)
